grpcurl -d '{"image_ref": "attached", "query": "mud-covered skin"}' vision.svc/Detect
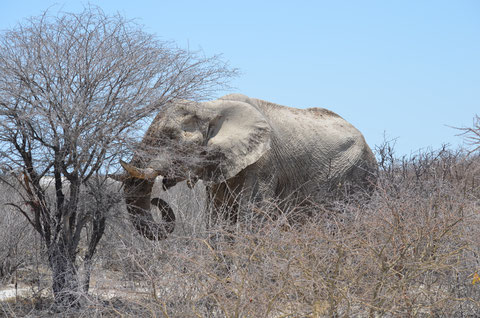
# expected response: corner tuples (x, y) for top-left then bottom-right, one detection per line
(122, 94), (377, 240)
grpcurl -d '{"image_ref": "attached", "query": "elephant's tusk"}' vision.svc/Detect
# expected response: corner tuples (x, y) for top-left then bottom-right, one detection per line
(120, 160), (159, 180)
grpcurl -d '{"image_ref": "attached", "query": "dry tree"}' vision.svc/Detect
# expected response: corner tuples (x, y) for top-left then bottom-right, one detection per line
(0, 5), (236, 308)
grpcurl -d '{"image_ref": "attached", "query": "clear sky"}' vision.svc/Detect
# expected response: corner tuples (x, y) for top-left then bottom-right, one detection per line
(1, 1), (479, 155)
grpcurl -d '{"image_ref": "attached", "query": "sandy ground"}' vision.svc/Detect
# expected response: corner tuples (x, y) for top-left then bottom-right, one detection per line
(0, 270), (155, 302)
(0, 285), (32, 301)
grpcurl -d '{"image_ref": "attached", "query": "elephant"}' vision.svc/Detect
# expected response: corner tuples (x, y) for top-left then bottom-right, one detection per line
(119, 94), (377, 240)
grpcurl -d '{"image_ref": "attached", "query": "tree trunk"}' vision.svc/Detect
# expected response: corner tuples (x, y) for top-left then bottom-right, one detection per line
(48, 241), (80, 308)
(82, 210), (106, 294)
(82, 257), (93, 294)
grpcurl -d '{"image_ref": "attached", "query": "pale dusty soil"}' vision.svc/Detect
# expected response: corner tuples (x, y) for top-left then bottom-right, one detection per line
(0, 266), (155, 302)
(0, 285), (33, 301)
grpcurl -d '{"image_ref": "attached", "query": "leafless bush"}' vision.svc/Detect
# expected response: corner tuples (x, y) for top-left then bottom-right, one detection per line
(0, 181), (35, 284)
(457, 115), (480, 153)
(69, 142), (479, 318)
(2, 143), (480, 316)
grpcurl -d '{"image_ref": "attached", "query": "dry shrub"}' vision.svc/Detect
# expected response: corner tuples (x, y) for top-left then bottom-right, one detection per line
(0, 181), (42, 285)
(102, 145), (480, 317)
(2, 144), (480, 317)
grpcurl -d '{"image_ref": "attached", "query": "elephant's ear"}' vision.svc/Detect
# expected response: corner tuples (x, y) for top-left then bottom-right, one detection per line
(202, 99), (271, 183)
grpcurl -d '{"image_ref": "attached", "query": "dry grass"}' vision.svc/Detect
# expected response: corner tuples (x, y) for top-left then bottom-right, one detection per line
(1, 144), (480, 317)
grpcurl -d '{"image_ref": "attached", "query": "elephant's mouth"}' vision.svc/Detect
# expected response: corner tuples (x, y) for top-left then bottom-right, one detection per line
(162, 172), (199, 190)
(162, 176), (181, 190)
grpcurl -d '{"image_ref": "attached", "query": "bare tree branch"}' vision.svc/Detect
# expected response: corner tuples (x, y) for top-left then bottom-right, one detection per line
(0, 5), (237, 307)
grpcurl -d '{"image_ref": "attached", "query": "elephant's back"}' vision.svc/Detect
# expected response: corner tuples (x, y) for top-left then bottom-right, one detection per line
(255, 99), (365, 150)
(254, 99), (374, 189)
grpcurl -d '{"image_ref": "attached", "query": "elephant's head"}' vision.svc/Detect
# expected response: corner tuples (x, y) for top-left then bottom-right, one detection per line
(120, 94), (272, 240)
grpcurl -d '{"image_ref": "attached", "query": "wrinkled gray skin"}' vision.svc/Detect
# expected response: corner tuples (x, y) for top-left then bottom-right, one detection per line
(121, 94), (377, 240)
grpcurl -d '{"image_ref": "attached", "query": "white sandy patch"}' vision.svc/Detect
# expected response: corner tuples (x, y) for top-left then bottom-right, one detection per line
(0, 285), (32, 301)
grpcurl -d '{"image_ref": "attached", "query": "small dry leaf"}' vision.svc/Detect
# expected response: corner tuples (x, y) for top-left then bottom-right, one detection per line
(472, 272), (480, 285)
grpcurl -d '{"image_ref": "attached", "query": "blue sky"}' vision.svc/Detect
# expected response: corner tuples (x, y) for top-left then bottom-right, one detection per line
(1, 1), (479, 155)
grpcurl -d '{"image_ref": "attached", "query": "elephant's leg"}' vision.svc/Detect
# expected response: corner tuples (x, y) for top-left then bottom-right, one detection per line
(206, 182), (240, 229)
(236, 169), (279, 225)
(205, 182), (243, 274)
(205, 179), (244, 248)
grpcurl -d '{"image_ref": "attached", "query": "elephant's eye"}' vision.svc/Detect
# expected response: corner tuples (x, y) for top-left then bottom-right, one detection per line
(181, 116), (200, 133)
(162, 127), (181, 140)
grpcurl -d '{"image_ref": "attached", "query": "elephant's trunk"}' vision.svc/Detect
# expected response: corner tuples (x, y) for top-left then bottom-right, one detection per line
(124, 177), (175, 240)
